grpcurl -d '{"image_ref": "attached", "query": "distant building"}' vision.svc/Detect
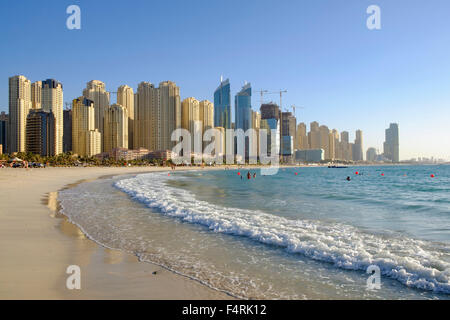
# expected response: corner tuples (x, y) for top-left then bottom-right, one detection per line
(260, 118), (280, 156)
(83, 80), (110, 151)
(9, 75), (32, 153)
(366, 147), (377, 162)
(63, 109), (72, 153)
(295, 149), (324, 162)
(117, 85), (135, 149)
(26, 110), (55, 156)
(181, 97), (201, 151)
(41, 79), (63, 155)
(72, 97), (101, 157)
(235, 82), (252, 132)
(296, 122), (308, 150)
(214, 77), (231, 129)
(0, 112), (8, 154)
(384, 123), (399, 162)
(353, 130), (364, 161)
(31, 81), (42, 110)
(308, 121), (320, 150)
(260, 103), (280, 120)
(104, 104), (128, 152)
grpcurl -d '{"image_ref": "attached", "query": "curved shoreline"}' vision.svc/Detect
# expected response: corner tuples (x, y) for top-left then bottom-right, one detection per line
(0, 166), (234, 299)
(56, 170), (241, 300)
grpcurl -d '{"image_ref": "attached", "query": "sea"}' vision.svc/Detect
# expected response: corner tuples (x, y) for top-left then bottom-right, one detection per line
(58, 165), (450, 299)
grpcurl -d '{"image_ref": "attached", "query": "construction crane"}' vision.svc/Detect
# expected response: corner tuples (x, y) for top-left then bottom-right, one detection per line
(289, 105), (305, 119)
(254, 89), (268, 107)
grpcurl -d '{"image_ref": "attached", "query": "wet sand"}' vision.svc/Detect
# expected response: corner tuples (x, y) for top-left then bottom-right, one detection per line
(0, 166), (235, 299)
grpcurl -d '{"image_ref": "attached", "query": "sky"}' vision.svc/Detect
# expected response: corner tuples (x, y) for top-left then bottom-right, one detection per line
(0, 0), (449, 160)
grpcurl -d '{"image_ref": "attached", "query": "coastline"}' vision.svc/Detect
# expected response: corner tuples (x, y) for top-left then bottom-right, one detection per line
(0, 166), (236, 299)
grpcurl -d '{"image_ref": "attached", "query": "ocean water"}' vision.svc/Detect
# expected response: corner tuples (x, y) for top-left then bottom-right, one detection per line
(59, 165), (450, 299)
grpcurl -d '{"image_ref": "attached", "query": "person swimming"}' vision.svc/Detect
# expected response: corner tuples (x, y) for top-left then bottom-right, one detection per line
(346, 176), (351, 181)
(253, 173), (256, 178)
(247, 171), (251, 180)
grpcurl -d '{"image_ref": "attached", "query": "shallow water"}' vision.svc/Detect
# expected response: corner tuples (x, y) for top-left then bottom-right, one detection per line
(59, 165), (450, 299)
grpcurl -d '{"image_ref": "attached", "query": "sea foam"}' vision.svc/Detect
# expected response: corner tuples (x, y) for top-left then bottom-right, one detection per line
(114, 172), (450, 294)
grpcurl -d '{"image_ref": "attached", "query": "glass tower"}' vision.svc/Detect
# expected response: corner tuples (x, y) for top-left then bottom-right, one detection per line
(214, 77), (231, 129)
(235, 82), (252, 132)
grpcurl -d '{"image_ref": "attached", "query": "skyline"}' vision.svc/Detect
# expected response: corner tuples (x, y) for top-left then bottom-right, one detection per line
(1, 0), (450, 160)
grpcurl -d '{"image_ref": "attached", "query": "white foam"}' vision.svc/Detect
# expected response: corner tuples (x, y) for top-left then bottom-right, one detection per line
(115, 172), (450, 294)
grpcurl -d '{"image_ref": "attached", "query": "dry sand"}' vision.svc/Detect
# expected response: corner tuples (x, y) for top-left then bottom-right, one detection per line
(0, 166), (235, 299)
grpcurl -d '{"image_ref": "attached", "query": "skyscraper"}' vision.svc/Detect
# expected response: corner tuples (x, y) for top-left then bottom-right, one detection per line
(319, 125), (330, 159)
(104, 104), (128, 152)
(214, 77), (231, 129)
(0, 112), (8, 153)
(72, 96), (101, 157)
(353, 129), (364, 161)
(8, 75), (32, 153)
(63, 109), (72, 153)
(296, 122), (308, 150)
(117, 85), (134, 149)
(83, 80), (110, 150)
(134, 82), (159, 150)
(366, 147), (377, 162)
(235, 82), (252, 132)
(308, 121), (320, 150)
(181, 97), (200, 152)
(26, 110), (55, 156)
(384, 123), (399, 162)
(41, 79), (63, 155)
(31, 81), (42, 110)
(199, 100), (214, 133)
(159, 81), (181, 150)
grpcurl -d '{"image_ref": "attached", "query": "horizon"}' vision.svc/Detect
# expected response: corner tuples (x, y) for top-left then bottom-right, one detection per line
(1, 0), (449, 160)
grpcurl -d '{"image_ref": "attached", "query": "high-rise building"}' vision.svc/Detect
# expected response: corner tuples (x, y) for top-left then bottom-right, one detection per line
(181, 97), (200, 152)
(26, 110), (55, 156)
(340, 131), (351, 160)
(31, 81), (42, 110)
(8, 75), (32, 153)
(83, 80), (110, 150)
(41, 79), (63, 155)
(104, 104), (128, 152)
(235, 82), (252, 132)
(319, 125), (330, 159)
(134, 82), (159, 151)
(117, 85), (134, 149)
(214, 77), (231, 129)
(251, 110), (261, 157)
(159, 81), (181, 151)
(330, 129), (340, 160)
(296, 122), (308, 150)
(260, 103), (280, 120)
(384, 123), (399, 162)
(63, 109), (72, 153)
(366, 147), (377, 162)
(199, 100), (214, 133)
(353, 129), (364, 161)
(0, 112), (8, 154)
(72, 96), (101, 157)
(308, 121), (320, 150)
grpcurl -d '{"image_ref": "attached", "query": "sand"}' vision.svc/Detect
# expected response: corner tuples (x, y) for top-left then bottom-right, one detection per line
(0, 166), (235, 299)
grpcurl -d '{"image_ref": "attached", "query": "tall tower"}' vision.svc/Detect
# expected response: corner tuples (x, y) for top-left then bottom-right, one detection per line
(159, 81), (181, 150)
(235, 82), (252, 132)
(181, 97), (201, 152)
(134, 82), (159, 150)
(72, 96), (101, 157)
(31, 81), (42, 110)
(214, 77), (231, 129)
(41, 79), (63, 155)
(117, 85), (134, 149)
(26, 110), (55, 156)
(353, 129), (364, 161)
(8, 75), (32, 153)
(83, 80), (110, 150)
(104, 104), (128, 152)
(384, 123), (399, 162)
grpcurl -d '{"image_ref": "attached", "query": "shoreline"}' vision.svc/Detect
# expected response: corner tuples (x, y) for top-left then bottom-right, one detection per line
(0, 166), (236, 299)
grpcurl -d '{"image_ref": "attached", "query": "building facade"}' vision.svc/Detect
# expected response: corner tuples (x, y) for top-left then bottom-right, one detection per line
(8, 75), (32, 153)
(72, 97), (101, 157)
(214, 77), (231, 129)
(117, 85), (134, 149)
(384, 123), (399, 162)
(104, 104), (128, 152)
(26, 110), (55, 156)
(41, 79), (63, 155)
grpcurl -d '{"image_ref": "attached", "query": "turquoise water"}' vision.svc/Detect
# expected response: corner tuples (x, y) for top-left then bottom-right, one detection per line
(59, 165), (450, 299)
(172, 165), (450, 243)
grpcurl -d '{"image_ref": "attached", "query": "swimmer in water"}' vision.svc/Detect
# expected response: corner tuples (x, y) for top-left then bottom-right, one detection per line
(247, 171), (251, 180)
(346, 176), (351, 181)
(253, 173), (256, 178)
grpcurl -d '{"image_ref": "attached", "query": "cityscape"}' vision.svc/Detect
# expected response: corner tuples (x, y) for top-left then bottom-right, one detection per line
(0, 74), (410, 165)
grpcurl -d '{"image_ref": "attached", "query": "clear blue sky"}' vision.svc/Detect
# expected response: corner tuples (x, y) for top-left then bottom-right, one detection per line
(1, 0), (449, 160)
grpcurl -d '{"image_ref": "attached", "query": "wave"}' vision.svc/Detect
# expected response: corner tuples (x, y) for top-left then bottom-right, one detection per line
(114, 172), (450, 294)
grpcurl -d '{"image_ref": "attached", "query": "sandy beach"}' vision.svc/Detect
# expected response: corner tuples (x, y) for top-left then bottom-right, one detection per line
(0, 166), (234, 300)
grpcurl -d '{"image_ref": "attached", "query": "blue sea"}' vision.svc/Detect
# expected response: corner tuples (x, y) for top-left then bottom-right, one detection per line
(59, 165), (450, 299)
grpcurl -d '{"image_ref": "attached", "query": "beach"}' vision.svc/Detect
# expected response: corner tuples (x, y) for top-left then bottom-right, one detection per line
(0, 166), (233, 299)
